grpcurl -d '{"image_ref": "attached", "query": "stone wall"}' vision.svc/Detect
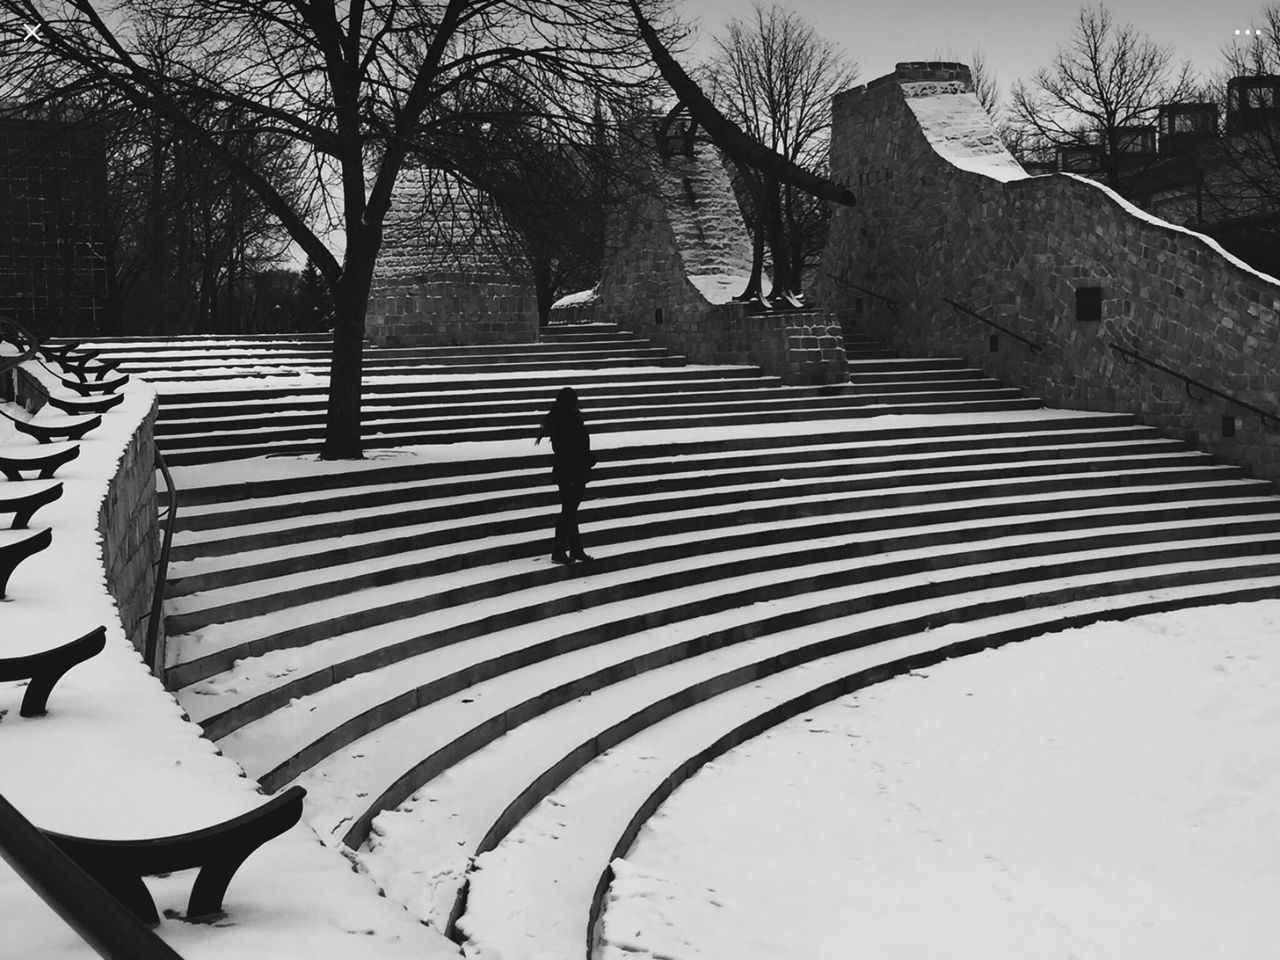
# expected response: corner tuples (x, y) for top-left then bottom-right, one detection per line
(0, 117), (108, 337)
(599, 133), (846, 384)
(98, 399), (160, 660)
(817, 61), (1280, 485)
(367, 167), (538, 346)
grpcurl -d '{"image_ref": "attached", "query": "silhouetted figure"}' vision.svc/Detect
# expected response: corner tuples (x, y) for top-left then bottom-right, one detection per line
(534, 386), (596, 564)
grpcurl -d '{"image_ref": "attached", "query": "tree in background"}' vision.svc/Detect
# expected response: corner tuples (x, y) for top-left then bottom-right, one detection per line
(1010, 3), (1196, 191)
(705, 3), (858, 299)
(1, 0), (680, 458)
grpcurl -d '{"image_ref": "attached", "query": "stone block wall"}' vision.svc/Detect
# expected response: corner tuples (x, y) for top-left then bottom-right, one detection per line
(367, 167), (538, 346)
(600, 134), (847, 384)
(98, 399), (160, 659)
(368, 273), (537, 347)
(0, 117), (108, 337)
(817, 61), (1280, 485)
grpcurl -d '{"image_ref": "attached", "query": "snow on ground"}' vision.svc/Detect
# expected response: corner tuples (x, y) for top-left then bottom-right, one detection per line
(598, 600), (1280, 960)
(687, 273), (756, 305)
(0, 369), (457, 960)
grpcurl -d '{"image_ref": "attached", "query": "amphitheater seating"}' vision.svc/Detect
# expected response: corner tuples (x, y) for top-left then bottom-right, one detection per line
(0, 527), (52, 598)
(44, 785), (306, 924)
(0, 405), (101, 443)
(0, 480), (62, 529)
(99, 322), (1280, 956)
(0, 625), (106, 717)
(0, 442), (80, 481)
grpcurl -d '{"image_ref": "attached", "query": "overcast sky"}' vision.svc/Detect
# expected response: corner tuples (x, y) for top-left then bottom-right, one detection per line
(681, 0), (1270, 101)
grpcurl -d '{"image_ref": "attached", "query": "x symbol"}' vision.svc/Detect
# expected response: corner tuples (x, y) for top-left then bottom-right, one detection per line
(23, 23), (42, 41)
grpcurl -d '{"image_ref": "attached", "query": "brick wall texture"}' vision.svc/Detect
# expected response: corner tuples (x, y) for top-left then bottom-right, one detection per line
(816, 61), (1280, 485)
(367, 167), (538, 346)
(0, 118), (108, 337)
(599, 132), (846, 384)
(98, 399), (160, 659)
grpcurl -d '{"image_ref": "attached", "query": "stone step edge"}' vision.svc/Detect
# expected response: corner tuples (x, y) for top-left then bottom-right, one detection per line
(170, 431), (1180, 532)
(165, 415), (1142, 508)
(163, 455), (1239, 627)
(220, 538), (1280, 792)
(185, 506), (1280, 737)
(165, 479), (1276, 692)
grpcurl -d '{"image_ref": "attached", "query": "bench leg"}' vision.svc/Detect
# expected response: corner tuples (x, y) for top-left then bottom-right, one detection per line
(0, 529), (50, 599)
(187, 851), (255, 920)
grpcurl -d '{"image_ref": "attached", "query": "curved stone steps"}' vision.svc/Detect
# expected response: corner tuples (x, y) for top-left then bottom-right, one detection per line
(158, 395), (1044, 465)
(155, 385), (1028, 450)
(446, 573), (1280, 958)
(174, 485), (1280, 736)
(168, 451), (1247, 568)
(170, 426), (1182, 538)
(163, 464), (1267, 687)
(165, 438), (1203, 596)
(154, 377), (1011, 438)
(163, 450), (1234, 632)
(195, 525), (1280, 798)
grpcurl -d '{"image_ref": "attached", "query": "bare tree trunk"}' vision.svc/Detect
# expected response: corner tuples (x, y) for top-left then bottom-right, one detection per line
(321, 254), (374, 460)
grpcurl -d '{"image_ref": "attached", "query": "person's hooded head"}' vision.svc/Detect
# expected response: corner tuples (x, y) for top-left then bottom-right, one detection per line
(555, 386), (579, 408)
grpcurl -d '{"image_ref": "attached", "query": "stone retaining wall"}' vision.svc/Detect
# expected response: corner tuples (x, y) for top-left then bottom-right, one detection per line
(368, 274), (537, 347)
(600, 134), (846, 384)
(818, 61), (1280, 485)
(98, 397), (160, 660)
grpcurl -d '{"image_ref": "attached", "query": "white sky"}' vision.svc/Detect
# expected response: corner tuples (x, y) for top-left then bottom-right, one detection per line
(681, 0), (1269, 101)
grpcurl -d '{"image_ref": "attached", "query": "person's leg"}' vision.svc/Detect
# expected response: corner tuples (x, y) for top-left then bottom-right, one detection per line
(552, 483), (572, 562)
(567, 481), (592, 559)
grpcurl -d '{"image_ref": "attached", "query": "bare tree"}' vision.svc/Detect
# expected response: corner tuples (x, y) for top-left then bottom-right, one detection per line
(0, 0), (679, 458)
(705, 2), (858, 298)
(1010, 3), (1197, 190)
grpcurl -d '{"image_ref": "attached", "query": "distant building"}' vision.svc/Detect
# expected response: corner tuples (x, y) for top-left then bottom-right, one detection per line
(0, 115), (109, 336)
(1034, 77), (1280, 278)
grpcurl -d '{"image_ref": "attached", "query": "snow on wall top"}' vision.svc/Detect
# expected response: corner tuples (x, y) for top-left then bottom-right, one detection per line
(901, 82), (1028, 184)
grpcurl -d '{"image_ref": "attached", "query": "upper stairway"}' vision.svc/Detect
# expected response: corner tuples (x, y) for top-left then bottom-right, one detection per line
(61, 324), (1035, 464)
(122, 321), (1280, 958)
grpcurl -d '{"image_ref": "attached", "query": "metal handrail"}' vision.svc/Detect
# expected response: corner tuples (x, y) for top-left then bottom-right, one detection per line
(0, 791), (184, 960)
(1109, 342), (1280, 429)
(943, 298), (1046, 356)
(146, 443), (178, 678)
(823, 271), (901, 307)
(0, 316), (41, 379)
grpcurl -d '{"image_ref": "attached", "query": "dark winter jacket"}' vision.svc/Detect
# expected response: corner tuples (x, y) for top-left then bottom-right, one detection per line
(537, 389), (594, 484)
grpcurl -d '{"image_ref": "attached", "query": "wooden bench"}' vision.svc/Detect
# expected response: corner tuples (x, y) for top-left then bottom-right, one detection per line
(59, 372), (129, 396)
(43, 390), (125, 416)
(44, 786), (307, 924)
(45, 348), (122, 383)
(0, 480), (62, 529)
(0, 625), (105, 717)
(0, 442), (80, 481)
(0, 527), (52, 597)
(0, 406), (101, 443)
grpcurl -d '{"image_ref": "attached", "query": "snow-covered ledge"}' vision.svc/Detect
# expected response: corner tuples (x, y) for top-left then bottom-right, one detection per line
(0, 371), (460, 960)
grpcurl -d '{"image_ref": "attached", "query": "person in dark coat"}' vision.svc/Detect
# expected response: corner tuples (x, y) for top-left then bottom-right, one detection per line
(534, 386), (595, 564)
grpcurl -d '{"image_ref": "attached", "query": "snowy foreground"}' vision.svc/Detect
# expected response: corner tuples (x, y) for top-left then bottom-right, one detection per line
(598, 601), (1280, 960)
(3, 370), (1278, 959)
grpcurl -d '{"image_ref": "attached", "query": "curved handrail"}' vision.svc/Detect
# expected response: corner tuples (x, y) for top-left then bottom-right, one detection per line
(943, 297), (1046, 356)
(0, 316), (40, 379)
(145, 443), (178, 679)
(1109, 342), (1280, 429)
(0, 791), (184, 960)
(823, 271), (901, 307)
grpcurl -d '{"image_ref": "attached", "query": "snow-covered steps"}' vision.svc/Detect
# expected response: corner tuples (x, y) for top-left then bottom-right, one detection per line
(451, 575), (1280, 957)
(112, 324), (1046, 464)
(155, 327), (1280, 958)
